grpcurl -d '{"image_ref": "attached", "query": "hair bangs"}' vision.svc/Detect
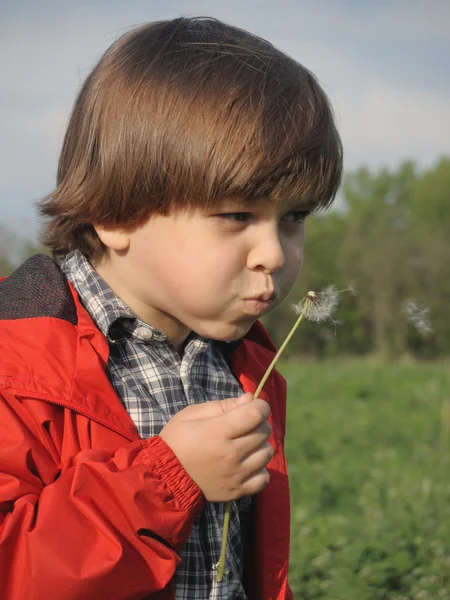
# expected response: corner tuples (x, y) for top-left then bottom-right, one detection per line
(158, 53), (343, 214)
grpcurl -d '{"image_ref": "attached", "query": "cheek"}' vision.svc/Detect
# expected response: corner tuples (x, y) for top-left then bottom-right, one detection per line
(284, 236), (305, 276)
(157, 244), (229, 295)
(166, 246), (244, 314)
(286, 251), (304, 286)
(182, 241), (243, 279)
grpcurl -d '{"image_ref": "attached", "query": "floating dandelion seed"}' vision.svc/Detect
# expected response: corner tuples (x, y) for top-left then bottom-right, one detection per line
(404, 300), (433, 336)
(330, 318), (343, 335)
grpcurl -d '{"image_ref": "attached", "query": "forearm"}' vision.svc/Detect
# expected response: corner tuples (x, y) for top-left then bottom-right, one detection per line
(0, 436), (203, 600)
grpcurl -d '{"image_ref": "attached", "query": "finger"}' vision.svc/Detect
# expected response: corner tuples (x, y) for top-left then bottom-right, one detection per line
(240, 442), (274, 473)
(238, 468), (271, 497)
(223, 399), (271, 438)
(233, 421), (272, 457)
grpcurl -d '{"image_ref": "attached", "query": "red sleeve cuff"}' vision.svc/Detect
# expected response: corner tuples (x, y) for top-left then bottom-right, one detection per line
(136, 435), (204, 514)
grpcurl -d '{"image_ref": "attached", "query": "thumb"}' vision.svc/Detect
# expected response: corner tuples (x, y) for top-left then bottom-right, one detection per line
(217, 392), (254, 413)
(178, 393), (254, 420)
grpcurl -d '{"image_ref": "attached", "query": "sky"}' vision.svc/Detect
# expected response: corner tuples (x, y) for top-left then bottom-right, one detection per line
(1, 0), (450, 241)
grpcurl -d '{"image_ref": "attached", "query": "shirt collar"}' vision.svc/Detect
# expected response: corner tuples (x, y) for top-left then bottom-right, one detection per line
(61, 250), (136, 337)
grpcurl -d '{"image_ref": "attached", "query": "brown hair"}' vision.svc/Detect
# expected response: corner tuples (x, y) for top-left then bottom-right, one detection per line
(38, 17), (343, 259)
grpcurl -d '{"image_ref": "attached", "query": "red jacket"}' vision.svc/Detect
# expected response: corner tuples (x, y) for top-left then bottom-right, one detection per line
(0, 255), (292, 600)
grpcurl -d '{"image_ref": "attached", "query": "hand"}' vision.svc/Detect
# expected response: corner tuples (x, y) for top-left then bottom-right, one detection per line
(159, 393), (273, 502)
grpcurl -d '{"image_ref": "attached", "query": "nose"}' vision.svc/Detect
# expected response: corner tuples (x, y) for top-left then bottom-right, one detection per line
(246, 224), (285, 273)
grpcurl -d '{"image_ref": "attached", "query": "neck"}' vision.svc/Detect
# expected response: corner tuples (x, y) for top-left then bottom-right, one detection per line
(92, 256), (191, 352)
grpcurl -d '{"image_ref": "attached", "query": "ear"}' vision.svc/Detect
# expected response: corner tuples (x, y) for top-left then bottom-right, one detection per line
(94, 224), (130, 252)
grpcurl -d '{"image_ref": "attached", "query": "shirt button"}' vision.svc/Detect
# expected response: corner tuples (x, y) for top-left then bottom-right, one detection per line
(135, 326), (153, 341)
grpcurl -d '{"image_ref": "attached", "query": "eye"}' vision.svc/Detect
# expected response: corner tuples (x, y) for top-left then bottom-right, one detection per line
(218, 212), (251, 223)
(282, 211), (310, 223)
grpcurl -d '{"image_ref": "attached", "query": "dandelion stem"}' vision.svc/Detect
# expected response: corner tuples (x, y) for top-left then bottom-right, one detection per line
(216, 503), (231, 581)
(216, 305), (308, 582)
(254, 310), (306, 398)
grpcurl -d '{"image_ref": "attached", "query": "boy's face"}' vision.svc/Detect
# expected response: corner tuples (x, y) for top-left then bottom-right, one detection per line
(95, 198), (310, 349)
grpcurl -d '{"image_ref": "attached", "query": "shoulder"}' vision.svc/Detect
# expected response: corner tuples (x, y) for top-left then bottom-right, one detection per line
(0, 254), (108, 396)
(0, 254), (77, 322)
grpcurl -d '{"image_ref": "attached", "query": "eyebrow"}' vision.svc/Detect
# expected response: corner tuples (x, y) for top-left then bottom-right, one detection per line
(217, 197), (317, 211)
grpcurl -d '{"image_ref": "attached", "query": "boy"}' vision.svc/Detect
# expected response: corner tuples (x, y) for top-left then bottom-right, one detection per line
(0, 17), (342, 600)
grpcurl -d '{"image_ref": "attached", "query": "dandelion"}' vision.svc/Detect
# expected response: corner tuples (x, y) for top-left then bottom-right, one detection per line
(215, 285), (344, 582)
(404, 300), (433, 336)
(292, 285), (340, 323)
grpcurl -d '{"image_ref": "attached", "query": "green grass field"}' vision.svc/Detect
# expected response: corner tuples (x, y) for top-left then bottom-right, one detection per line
(279, 360), (450, 600)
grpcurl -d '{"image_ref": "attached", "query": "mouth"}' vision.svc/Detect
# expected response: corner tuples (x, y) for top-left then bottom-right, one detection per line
(243, 291), (277, 316)
(245, 290), (276, 303)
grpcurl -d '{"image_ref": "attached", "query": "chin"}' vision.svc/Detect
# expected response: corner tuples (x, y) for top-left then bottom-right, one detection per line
(204, 320), (255, 342)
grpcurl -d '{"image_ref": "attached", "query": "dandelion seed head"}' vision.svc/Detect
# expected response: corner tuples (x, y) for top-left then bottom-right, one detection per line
(293, 285), (340, 323)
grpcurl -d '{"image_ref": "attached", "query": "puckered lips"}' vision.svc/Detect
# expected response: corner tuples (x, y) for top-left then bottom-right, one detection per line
(243, 290), (276, 316)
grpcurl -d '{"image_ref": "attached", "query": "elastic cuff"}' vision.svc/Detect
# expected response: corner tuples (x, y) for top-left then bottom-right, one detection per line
(138, 436), (204, 513)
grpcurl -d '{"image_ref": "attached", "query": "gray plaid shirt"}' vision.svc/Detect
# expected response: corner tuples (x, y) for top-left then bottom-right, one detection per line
(61, 250), (250, 600)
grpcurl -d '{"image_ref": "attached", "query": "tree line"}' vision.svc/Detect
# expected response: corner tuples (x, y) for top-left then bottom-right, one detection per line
(1, 156), (449, 359)
(265, 157), (450, 359)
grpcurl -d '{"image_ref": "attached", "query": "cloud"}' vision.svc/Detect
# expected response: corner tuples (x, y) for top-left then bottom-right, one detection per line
(336, 78), (450, 169)
(369, 0), (450, 42)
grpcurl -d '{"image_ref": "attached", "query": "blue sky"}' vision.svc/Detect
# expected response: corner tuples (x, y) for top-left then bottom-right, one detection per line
(1, 0), (450, 240)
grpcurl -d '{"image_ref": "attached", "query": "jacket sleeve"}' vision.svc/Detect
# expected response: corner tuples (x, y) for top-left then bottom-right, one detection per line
(0, 389), (204, 600)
